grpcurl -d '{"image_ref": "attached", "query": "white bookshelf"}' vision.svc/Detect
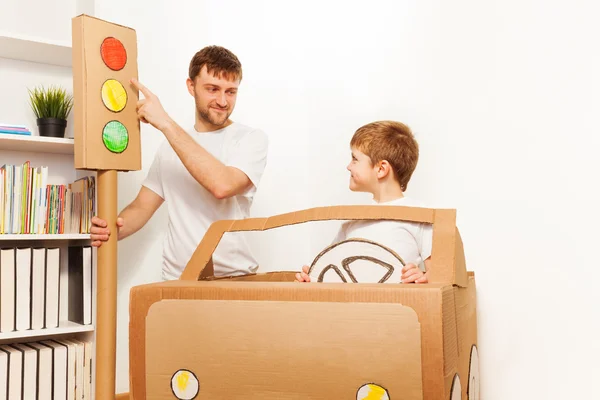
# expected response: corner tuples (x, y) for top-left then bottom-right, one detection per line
(1, 4), (100, 394)
(0, 32), (72, 67)
(0, 0), (95, 67)
(0, 321), (94, 341)
(0, 233), (90, 240)
(0, 131), (98, 398)
(0, 134), (75, 155)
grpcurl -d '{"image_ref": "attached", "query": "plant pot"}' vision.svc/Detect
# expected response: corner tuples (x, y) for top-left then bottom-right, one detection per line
(37, 118), (67, 138)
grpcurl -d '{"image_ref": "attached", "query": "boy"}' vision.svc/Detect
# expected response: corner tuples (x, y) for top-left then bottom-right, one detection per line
(296, 120), (431, 284)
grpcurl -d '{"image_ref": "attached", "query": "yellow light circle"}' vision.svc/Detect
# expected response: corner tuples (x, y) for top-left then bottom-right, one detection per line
(101, 79), (127, 112)
(171, 369), (199, 400)
(356, 384), (390, 400)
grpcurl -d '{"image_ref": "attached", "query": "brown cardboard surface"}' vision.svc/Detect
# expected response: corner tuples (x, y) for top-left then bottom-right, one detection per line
(129, 279), (478, 399)
(96, 170), (118, 400)
(145, 300), (423, 399)
(130, 206), (477, 399)
(455, 275), (478, 399)
(181, 205), (467, 287)
(200, 271), (297, 282)
(72, 14), (141, 171)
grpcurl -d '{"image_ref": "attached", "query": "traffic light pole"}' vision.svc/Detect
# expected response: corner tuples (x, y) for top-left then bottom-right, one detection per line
(95, 170), (118, 399)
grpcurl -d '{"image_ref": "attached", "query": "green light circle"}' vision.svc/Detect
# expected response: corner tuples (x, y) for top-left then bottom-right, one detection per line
(102, 120), (129, 153)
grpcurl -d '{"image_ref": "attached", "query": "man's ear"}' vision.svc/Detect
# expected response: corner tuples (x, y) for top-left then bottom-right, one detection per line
(376, 160), (392, 180)
(186, 78), (195, 97)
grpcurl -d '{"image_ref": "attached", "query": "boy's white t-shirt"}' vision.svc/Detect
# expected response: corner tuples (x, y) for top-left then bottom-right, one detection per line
(332, 197), (433, 268)
(142, 123), (268, 280)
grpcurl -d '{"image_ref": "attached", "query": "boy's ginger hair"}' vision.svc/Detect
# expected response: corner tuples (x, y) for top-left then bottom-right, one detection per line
(350, 120), (419, 191)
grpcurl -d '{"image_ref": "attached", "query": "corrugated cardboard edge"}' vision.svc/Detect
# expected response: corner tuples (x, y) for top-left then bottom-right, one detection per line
(443, 286), (459, 376)
(181, 205), (468, 287)
(72, 15), (86, 169)
(441, 274), (478, 398)
(129, 281), (452, 400)
(74, 14), (137, 32)
(200, 271), (297, 282)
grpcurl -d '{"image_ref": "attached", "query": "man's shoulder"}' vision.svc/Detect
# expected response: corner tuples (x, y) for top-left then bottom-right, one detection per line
(228, 123), (267, 140)
(153, 138), (172, 158)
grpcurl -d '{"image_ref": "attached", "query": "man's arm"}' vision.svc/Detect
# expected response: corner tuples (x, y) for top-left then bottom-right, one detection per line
(117, 186), (164, 240)
(90, 186), (164, 247)
(131, 78), (252, 199)
(161, 121), (251, 199)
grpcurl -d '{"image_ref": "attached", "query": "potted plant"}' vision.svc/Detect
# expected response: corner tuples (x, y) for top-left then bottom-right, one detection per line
(28, 85), (74, 138)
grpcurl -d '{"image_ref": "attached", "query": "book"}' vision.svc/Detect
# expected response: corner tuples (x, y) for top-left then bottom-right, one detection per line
(0, 123), (28, 129)
(15, 247), (32, 331)
(0, 345), (22, 399)
(45, 247), (60, 328)
(27, 342), (53, 400)
(10, 344), (37, 399)
(31, 247), (47, 330)
(0, 248), (15, 332)
(41, 341), (68, 400)
(0, 129), (32, 135)
(0, 163), (94, 234)
(68, 246), (93, 325)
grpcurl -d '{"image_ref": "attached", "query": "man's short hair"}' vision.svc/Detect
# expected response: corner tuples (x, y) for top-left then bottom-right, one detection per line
(189, 45), (242, 82)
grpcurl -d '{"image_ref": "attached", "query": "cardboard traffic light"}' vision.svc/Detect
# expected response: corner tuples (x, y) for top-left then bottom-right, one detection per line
(72, 14), (141, 400)
(72, 14), (141, 171)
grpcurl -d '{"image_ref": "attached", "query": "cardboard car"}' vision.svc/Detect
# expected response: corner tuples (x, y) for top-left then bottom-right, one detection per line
(129, 205), (479, 399)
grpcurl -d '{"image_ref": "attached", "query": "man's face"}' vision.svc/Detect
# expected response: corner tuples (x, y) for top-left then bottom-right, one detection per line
(347, 147), (378, 192)
(188, 65), (240, 127)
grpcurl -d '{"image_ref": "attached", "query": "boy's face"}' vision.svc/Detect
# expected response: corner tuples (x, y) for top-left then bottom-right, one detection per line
(186, 65), (240, 127)
(347, 147), (379, 192)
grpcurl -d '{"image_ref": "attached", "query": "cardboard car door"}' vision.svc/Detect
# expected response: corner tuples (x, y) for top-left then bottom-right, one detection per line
(146, 299), (423, 399)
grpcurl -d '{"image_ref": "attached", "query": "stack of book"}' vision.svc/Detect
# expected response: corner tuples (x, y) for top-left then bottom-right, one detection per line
(0, 123), (31, 136)
(0, 162), (96, 234)
(0, 338), (93, 400)
(0, 246), (93, 333)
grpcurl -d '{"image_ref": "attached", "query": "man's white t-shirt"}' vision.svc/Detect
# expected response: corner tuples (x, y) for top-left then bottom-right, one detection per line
(332, 197), (433, 268)
(142, 123), (268, 280)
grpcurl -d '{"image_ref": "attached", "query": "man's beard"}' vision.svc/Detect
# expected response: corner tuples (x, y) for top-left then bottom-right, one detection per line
(197, 102), (231, 126)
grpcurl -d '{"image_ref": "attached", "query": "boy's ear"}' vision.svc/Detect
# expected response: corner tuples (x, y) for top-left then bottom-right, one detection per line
(376, 160), (393, 179)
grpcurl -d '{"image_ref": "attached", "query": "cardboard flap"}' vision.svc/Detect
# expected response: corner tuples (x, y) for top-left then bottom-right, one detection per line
(181, 205), (468, 287)
(146, 299), (423, 399)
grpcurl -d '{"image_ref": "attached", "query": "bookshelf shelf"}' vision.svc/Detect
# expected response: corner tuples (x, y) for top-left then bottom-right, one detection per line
(0, 234), (91, 241)
(0, 134), (75, 155)
(0, 321), (94, 341)
(0, 32), (72, 67)
(1, 12), (99, 397)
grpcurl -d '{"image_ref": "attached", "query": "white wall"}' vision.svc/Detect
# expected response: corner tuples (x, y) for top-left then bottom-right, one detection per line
(56, 0), (600, 397)
(1, 0), (78, 43)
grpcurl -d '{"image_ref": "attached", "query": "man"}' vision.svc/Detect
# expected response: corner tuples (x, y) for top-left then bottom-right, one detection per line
(91, 46), (268, 280)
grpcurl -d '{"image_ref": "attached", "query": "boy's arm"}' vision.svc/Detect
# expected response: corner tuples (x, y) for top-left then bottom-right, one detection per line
(401, 257), (430, 283)
(403, 222), (434, 284)
(295, 265), (311, 283)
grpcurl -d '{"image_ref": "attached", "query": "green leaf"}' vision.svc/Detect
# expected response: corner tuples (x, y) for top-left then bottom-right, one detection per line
(27, 85), (74, 119)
